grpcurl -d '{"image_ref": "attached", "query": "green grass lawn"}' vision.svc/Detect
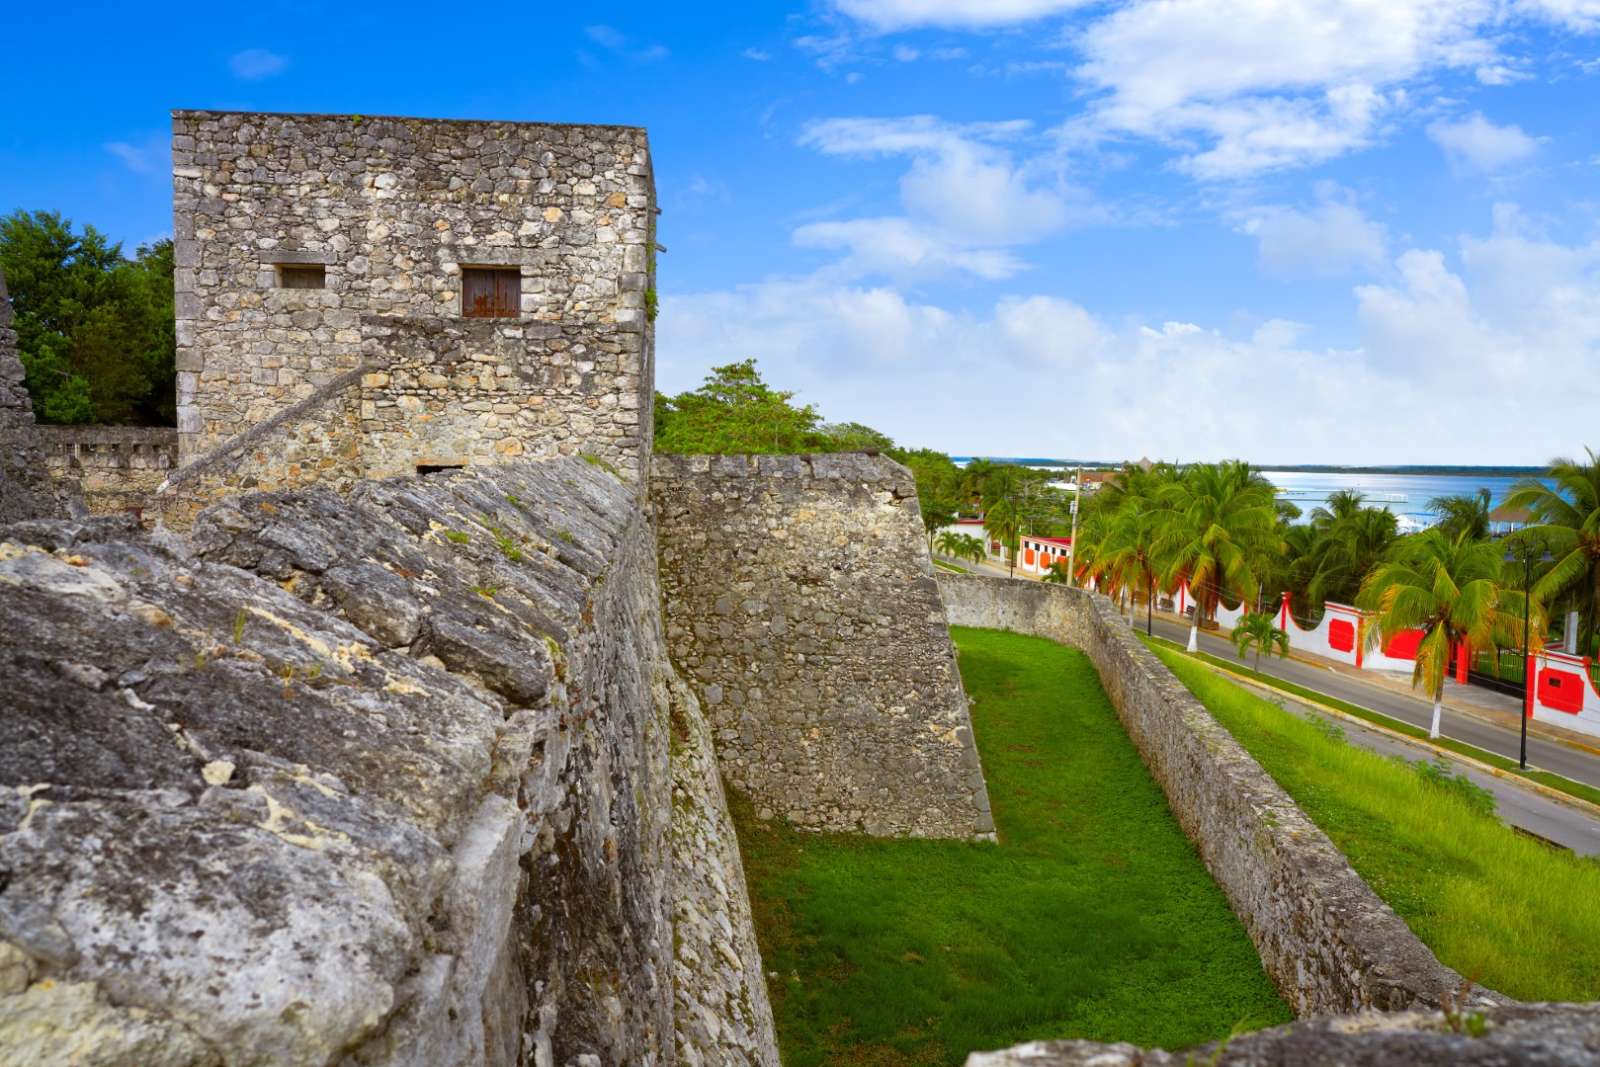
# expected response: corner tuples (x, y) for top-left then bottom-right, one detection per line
(1143, 633), (1600, 810)
(931, 558), (969, 574)
(733, 626), (1290, 1067)
(1147, 641), (1600, 1002)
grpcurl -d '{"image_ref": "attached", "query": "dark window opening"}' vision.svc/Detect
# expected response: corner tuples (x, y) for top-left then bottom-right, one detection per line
(417, 463), (466, 476)
(276, 264), (326, 289)
(462, 267), (520, 318)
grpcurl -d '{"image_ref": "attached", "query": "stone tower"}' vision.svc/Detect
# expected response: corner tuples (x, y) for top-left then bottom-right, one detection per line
(171, 110), (655, 484)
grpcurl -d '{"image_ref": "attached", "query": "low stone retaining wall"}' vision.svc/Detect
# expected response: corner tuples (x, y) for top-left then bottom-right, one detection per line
(936, 572), (1495, 1017)
(32, 427), (175, 516)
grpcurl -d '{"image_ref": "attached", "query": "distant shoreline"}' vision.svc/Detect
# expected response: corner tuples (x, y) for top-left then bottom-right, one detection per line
(949, 457), (1549, 477)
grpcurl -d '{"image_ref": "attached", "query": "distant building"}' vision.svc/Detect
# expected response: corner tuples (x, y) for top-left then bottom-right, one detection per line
(1489, 503), (1531, 536)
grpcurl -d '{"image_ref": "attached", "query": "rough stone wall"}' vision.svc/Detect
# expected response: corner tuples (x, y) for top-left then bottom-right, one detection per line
(965, 1003), (1600, 1066)
(936, 573), (1499, 1017)
(172, 110), (654, 482)
(0, 269), (78, 524)
(34, 426), (177, 516)
(653, 453), (994, 839)
(152, 368), (367, 530)
(0, 458), (775, 1066)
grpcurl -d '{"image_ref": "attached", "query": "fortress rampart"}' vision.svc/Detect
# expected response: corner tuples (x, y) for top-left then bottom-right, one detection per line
(654, 453), (994, 839)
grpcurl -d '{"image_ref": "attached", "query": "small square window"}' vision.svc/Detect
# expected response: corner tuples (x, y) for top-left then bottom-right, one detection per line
(462, 268), (520, 319)
(276, 264), (326, 289)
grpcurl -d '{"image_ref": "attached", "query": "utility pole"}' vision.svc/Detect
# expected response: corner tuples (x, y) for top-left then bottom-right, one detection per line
(1066, 466), (1082, 588)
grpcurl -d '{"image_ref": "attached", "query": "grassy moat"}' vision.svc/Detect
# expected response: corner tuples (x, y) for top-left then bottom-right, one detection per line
(733, 626), (1291, 1066)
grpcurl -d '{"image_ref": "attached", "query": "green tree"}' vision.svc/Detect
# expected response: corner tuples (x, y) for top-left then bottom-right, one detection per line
(1154, 461), (1281, 652)
(1303, 505), (1399, 607)
(0, 210), (174, 424)
(1428, 486), (1492, 542)
(1503, 448), (1600, 657)
(1358, 529), (1528, 738)
(1085, 462), (1170, 633)
(654, 359), (827, 454)
(1230, 612), (1289, 673)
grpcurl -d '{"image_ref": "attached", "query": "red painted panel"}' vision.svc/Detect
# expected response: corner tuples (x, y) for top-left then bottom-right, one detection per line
(1383, 629), (1423, 659)
(1024, 549), (1036, 567)
(1538, 668), (1585, 713)
(1328, 619), (1355, 653)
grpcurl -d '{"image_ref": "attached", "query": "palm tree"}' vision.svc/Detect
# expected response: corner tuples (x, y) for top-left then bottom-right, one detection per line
(1305, 506), (1399, 607)
(1088, 462), (1169, 634)
(1428, 486), (1492, 541)
(1357, 529), (1528, 738)
(983, 470), (1023, 578)
(1154, 461), (1281, 653)
(1503, 448), (1600, 658)
(1042, 560), (1071, 584)
(1309, 488), (1366, 530)
(1231, 612), (1289, 673)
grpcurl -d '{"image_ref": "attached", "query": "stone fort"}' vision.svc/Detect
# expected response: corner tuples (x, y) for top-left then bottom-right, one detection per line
(0, 111), (1595, 1066)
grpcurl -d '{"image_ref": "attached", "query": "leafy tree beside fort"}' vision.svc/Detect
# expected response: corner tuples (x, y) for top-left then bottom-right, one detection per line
(0, 210), (176, 426)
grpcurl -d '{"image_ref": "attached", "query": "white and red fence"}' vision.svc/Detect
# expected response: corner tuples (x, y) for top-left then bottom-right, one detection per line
(1167, 581), (1600, 740)
(1527, 649), (1600, 737)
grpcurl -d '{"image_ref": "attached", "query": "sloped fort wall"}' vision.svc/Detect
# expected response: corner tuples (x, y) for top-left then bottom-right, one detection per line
(654, 453), (994, 839)
(0, 459), (776, 1067)
(172, 110), (654, 484)
(936, 573), (1495, 1018)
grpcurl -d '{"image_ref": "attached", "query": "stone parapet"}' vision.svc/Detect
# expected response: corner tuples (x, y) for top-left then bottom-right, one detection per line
(653, 452), (994, 840)
(935, 573), (1498, 1017)
(0, 458), (776, 1066)
(965, 1004), (1600, 1066)
(34, 426), (177, 516)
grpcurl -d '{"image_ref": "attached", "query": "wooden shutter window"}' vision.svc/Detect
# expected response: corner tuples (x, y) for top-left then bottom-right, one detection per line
(462, 268), (520, 318)
(276, 264), (326, 289)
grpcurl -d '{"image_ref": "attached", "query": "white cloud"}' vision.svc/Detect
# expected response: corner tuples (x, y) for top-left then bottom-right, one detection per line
(1239, 187), (1387, 278)
(104, 142), (152, 173)
(1517, 0), (1600, 31)
(892, 45), (921, 61)
(585, 24), (669, 62)
(792, 116), (1087, 280)
(1069, 0), (1499, 178)
(1426, 112), (1540, 172)
(795, 217), (1027, 280)
(103, 135), (171, 177)
(228, 49), (288, 81)
(833, 0), (1093, 31)
(742, 48), (773, 61)
(660, 208), (1600, 463)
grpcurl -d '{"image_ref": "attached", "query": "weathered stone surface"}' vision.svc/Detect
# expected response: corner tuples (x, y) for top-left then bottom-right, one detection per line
(965, 1003), (1600, 1066)
(936, 573), (1500, 1017)
(1, 457), (777, 1066)
(0, 269), (80, 524)
(172, 111), (655, 485)
(654, 453), (993, 840)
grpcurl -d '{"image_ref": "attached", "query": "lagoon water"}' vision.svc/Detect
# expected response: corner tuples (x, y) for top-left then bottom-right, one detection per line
(1261, 469), (1555, 527)
(954, 458), (1559, 528)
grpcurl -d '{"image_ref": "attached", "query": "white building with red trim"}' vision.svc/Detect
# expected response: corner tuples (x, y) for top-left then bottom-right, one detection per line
(1016, 534), (1073, 576)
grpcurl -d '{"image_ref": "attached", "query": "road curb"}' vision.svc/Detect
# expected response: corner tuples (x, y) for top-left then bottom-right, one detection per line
(1185, 650), (1600, 825)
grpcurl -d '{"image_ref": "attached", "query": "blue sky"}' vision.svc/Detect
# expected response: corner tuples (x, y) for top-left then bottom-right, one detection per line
(4, 0), (1600, 464)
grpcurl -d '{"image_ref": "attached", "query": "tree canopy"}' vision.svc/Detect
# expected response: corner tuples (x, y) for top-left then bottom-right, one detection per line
(0, 210), (175, 425)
